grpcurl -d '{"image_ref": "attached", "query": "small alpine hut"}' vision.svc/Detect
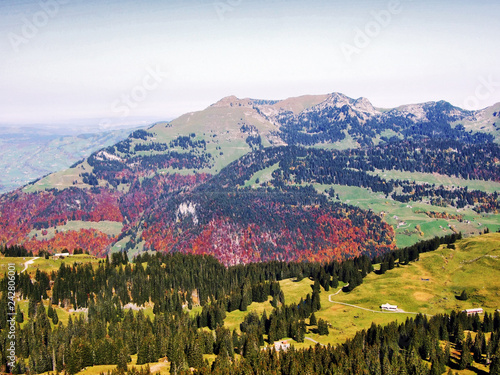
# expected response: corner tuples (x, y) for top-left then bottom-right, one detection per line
(381, 303), (398, 311)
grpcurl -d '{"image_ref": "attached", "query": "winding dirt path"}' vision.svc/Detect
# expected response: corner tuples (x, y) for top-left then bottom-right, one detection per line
(21, 257), (40, 273)
(304, 337), (325, 346)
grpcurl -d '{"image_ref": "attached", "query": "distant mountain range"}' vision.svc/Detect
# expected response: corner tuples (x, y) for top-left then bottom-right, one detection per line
(0, 126), (144, 193)
(0, 93), (499, 264)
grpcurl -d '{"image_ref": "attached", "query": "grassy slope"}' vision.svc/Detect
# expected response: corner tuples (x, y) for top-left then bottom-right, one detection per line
(23, 159), (99, 193)
(310, 233), (500, 345)
(453, 102), (500, 143)
(243, 162), (280, 188)
(370, 169), (500, 194)
(0, 254), (101, 276)
(310, 182), (500, 248)
(220, 233), (500, 352)
(39, 355), (171, 375)
(28, 220), (123, 241)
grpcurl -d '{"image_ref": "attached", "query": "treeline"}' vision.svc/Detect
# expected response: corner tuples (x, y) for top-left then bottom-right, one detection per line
(346, 139), (500, 181)
(210, 144), (500, 213)
(2, 249), (375, 312)
(278, 106), (348, 145)
(129, 129), (153, 141)
(86, 149), (213, 188)
(391, 183), (500, 211)
(0, 244), (33, 257)
(141, 183), (395, 265)
(189, 311), (500, 375)
(134, 135), (207, 153)
(2, 232), (460, 312)
(0, 252), (361, 374)
(276, 99), (494, 147)
(374, 232), (462, 274)
(83, 131), (213, 188)
(0, 233), (464, 374)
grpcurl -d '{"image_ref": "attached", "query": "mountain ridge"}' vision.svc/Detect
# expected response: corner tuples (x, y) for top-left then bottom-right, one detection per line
(1, 91), (499, 265)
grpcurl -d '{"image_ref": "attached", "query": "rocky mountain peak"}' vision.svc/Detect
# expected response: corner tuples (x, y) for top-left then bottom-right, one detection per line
(211, 95), (254, 109)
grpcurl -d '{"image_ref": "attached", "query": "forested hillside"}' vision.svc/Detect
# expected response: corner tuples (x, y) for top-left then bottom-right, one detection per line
(3, 232), (500, 375)
(0, 93), (498, 262)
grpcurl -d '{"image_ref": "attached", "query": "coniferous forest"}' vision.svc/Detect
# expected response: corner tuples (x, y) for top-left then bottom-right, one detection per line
(5, 233), (500, 375)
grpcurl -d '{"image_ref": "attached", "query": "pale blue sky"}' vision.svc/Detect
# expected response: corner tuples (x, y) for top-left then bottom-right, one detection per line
(1, 0), (499, 127)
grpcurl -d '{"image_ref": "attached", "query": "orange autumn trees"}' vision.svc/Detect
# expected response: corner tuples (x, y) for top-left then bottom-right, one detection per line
(140, 187), (395, 266)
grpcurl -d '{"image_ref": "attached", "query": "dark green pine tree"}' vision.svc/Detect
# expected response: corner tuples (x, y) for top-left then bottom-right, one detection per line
(170, 352), (189, 375)
(379, 262), (388, 274)
(330, 274), (339, 289)
(65, 343), (81, 375)
(239, 289), (250, 312)
(47, 304), (54, 319)
(52, 308), (59, 325)
(459, 340), (473, 370)
(381, 353), (393, 375)
(457, 290), (468, 301)
(187, 338), (204, 369)
(309, 312), (317, 326)
(137, 333), (156, 365)
(365, 345), (381, 375)
(278, 290), (285, 306)
(95, 337), (118, 365)
(465, 332), (473, 352)
(312, 279), (321, 293)
(242, 334), (259, 363)
(454, 322), (465, 346)
(167, 334), (188, 373)
(80, 340), (94, 368)
(429, 339), (446, 375)
(28, 297), (37, 318)
(267, 317), (278, 344)
(317, 319), (329, 336)
(490, 347), (500, 375)
(311, 290), (321, 312)
(388, 256), (395, 270)
(494, 311), (500, 331)
(117, 346), (130, 372)
(0, 291), (8, 330)
(215, 327), (234, 358)
(33, 346), (53, 374)
(391, 352), (406, 375)
(211, 347), (232, 374)
(296, 320), (306, 343)
(232, 330), (241, 354)
(15, 304), (24, 323)
(473, 331), (484, 363)
(483, 312), (494, 332)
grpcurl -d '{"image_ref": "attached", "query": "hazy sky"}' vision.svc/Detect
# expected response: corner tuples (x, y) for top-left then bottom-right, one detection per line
(1, 0), (499, 127)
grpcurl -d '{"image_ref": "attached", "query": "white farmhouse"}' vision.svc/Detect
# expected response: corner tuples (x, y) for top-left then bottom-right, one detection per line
(381, 303), (398, 311)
